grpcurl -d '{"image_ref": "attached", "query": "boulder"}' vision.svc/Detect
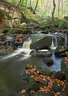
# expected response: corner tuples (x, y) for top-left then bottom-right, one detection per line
(66, 85), (68, 96)
(55, 46), (68, 57)
(38, 78), (49, 86)
(30, 50), (52, 57)
(55, 92), (66, 96)
(52, 81), (63, 92)
(30, 36), (52, 50)
(43, 57), (54, 66)
(36, 67), (54, 76)
(32, 91), (54, 96)
(51, 71), (65, 80)
(61, 57), (68, 82)
(26, 77), (40, 92)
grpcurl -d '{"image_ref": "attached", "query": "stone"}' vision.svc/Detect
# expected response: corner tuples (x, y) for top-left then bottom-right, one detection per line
(55, 92), (66, 96)
(30, 50), (52, 57)
(36, 67), (54, 76)
(26, 78), (40, 92)
(61, 57), (68, 82)
(38, 78), (49, 86)
(55, 46), (68, 57)
(43, 57), (54, 66)
(32, 91), (54, 96)
(30, 36), (52, 50)
(51, 71), (65, 80)
(52, 81), (62, 92)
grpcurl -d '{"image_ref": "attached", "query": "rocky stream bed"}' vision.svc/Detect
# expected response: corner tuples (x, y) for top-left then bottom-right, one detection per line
(0, 30), (68, 96)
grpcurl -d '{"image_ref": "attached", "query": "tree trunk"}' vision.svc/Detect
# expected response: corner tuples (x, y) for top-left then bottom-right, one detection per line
(26, 0), (27, 7)
(34, 0), (39, 14)
(52, 0), (56, 27)
(58, 0), (60, 17)
(17, 0), (21, 7)
(30, 0), (31, 10)
(62, 0), (63, 18)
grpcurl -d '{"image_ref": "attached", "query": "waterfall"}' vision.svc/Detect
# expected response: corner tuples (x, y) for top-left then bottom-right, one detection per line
(50, 36), (58, 50)
(2, 38), (32, 60)
(65, 35), (67, 47)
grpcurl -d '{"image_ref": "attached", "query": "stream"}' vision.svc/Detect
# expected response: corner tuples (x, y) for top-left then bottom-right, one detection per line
(0, 32), (67, 96)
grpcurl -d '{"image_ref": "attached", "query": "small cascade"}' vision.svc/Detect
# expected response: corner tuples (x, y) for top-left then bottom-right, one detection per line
(55, 36), (58, 47)
(50, 36), (58, 50)
(2, 38), (32, 60)
(65, 35), (67, 47)
(50, 40), (56, 50)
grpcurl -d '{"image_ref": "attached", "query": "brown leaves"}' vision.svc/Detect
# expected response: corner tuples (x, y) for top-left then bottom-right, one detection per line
(21, 89), (26, 93)
(22, 64), (67, 94)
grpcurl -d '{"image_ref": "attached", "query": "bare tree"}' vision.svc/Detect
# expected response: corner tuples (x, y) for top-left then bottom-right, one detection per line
(62, 0), (64, 18)
(30, 0), (31, 10)
(52, 0), (56, 27)
(58, 0), (60, 17)
(34, 0), (39, 14)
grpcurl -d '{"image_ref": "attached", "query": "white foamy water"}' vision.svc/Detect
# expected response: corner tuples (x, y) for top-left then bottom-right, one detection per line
(50, 41), (57, 50)
(2, 38), (32, 61)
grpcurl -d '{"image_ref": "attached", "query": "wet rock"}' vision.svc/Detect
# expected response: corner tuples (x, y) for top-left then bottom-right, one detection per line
(55, 92), (66, 96)
(32, 91), (54, 96)
(30, 36), (52, 50)
(43, 57), (54, 66)
(30, 50), (52, 57)
(21, 72), (31, 82)
(51, 71), (65, 80)
(55, 46), (68, 57)
(26, 77), (40, 92)
(52, 81), (62, 92)
(18, 92), (29, 96)
(36, 67), (54, 76)
(38, 78), (49, 86)
(66, 85), (68, 96)
(61, 57), (68, 82)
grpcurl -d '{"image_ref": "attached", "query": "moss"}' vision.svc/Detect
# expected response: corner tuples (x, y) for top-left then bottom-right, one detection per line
(61, 57), (68, 82)
(0, 9), (6, 18)
(40, 17), (60, 29)
(59, 19), (68, 29)
(56, 46), (64, 50)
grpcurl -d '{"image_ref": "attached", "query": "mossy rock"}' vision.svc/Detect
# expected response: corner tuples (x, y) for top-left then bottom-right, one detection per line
(59, 19), (68, 29)
(32, 91), (54, 96)
(30, 36), (52, 50)
(40, 17), (60, 29)
(64, 16), (68, 21)
(55, 46), (68, 57)
(66, 85), (68, 96)
(0, 9), (6, 18)
(51, 71), (65, 80)
(61, 57), (68, 82)
(26, 77), (40, 92)
(53, 81), (62, 92)
(55, 92), (66, 96)
(43, 57), (54, 66)
(38, 78), (49, 86)
(36, 67), (54, 76)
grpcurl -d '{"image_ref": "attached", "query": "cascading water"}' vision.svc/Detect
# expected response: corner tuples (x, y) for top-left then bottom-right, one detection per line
(2, 38), (32, 60)
(50, 36), (58, 50)
(50, 33), (68, 49)
(65, 34), (67, 47)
